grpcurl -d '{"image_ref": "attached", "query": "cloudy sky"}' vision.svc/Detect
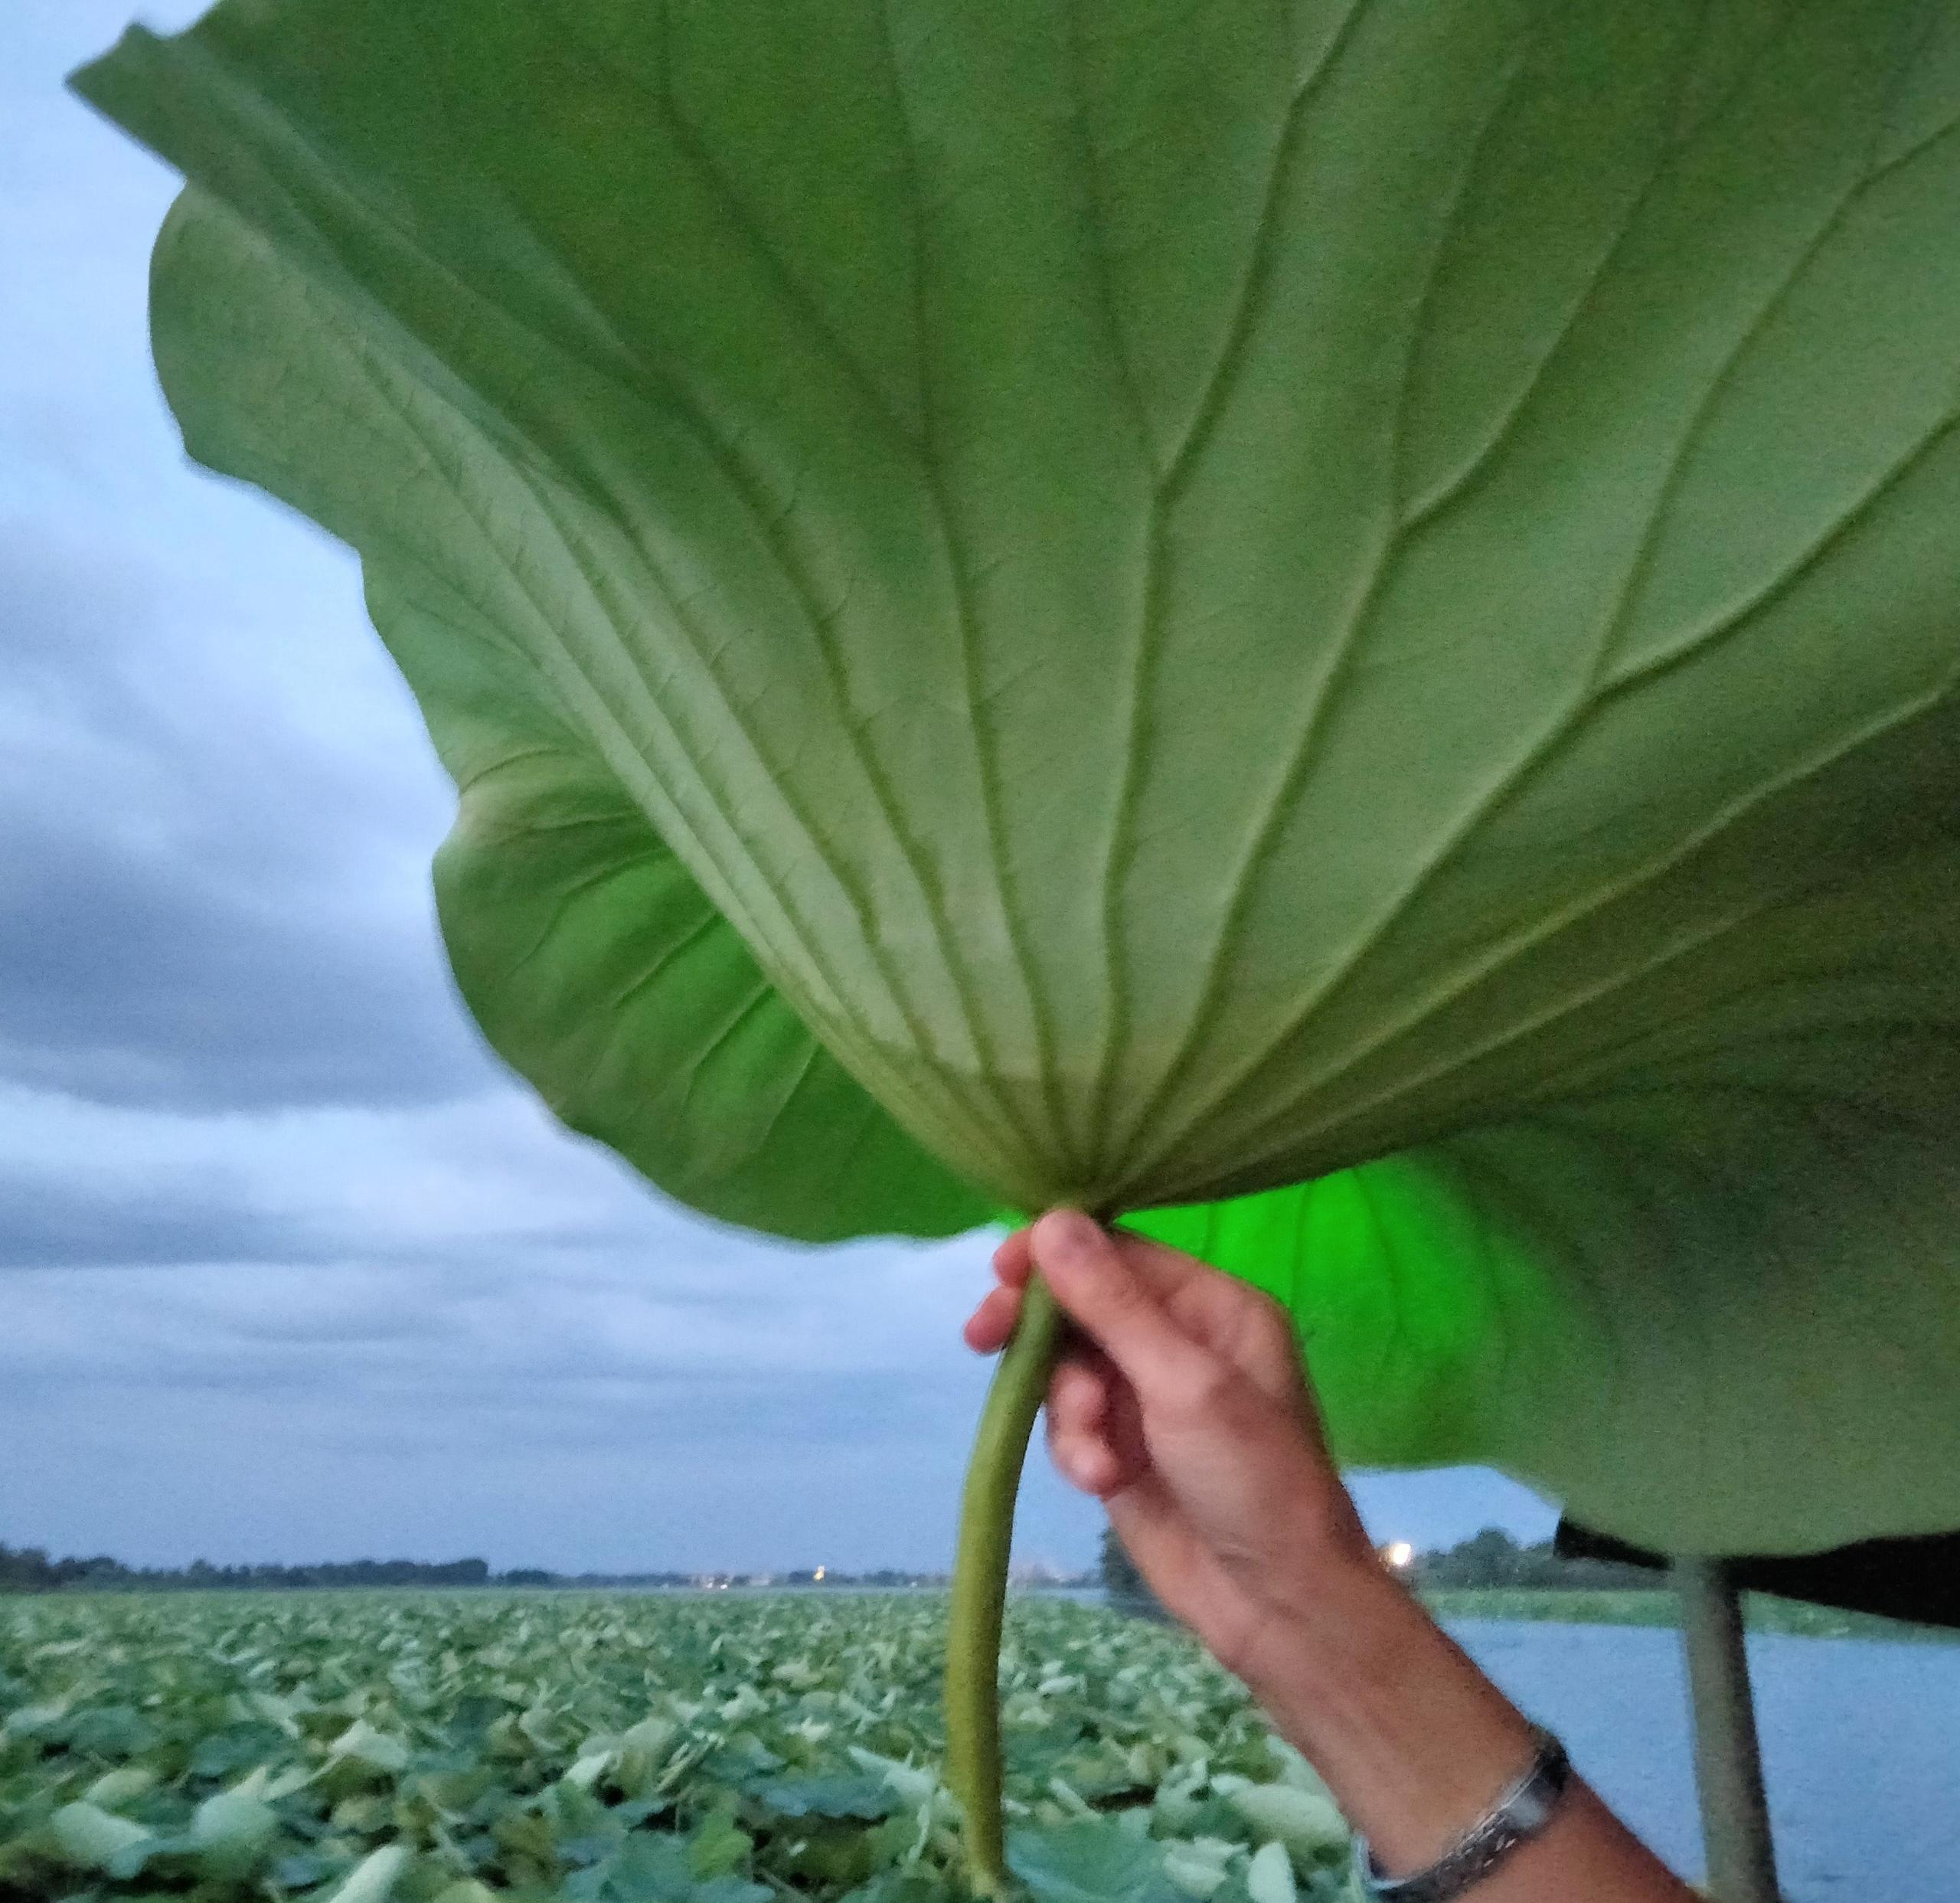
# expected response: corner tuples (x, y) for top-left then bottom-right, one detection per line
(0, 1), (1554, 1576)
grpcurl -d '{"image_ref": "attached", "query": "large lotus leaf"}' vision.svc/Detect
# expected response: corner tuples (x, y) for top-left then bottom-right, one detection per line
(74, 0), (1960, 1548)
(136, 186), (988, 1242)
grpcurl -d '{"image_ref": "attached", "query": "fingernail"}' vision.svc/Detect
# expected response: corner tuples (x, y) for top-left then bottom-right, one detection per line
(1037, 1209), (1103, 1265)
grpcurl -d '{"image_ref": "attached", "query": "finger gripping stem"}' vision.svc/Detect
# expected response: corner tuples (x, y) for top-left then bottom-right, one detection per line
(945, 1271), (1067, 1898)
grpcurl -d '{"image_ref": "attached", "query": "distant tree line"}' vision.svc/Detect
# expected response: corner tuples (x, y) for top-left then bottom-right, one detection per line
(1414, 1528), (1653, 1591)
(0, 1545), (125, 1594)
(0, 1544), (500, 1594)
(1097, 1522), (1655, 1622)
(0, 1542), (985, 1596)
(4, 1525), (1650, 1598)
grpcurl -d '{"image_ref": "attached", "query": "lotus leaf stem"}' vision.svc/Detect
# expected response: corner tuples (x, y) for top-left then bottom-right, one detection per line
(945, 1269), (1067, 1896)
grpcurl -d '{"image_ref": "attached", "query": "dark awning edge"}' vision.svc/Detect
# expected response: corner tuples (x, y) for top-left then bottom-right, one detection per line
(1553, 1520), (1960, 1634)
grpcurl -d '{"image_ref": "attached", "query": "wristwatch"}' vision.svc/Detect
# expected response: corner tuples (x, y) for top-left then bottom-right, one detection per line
(1351, 1723), (1573, 1902)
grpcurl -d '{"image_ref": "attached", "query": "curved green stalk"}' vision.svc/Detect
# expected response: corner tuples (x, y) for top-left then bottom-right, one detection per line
(945, 1271), (1067, 1897)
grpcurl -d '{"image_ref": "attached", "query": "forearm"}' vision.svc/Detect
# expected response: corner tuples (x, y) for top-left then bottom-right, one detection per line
(1235, 1559), (1699, 1901)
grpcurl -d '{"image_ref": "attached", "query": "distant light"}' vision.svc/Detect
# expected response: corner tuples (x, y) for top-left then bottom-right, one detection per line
(1384, 1542), (1415, 1571)
(814, 1565), (826, 1582)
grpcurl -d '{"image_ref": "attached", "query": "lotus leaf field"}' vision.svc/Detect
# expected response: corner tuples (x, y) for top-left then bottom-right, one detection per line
(0, 1592), (1357, 1903)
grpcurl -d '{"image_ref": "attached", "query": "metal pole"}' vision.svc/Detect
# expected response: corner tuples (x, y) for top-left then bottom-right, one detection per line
(1674, 1558), (1781, 1903)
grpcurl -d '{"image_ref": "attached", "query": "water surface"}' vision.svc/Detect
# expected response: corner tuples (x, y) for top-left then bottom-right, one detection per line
(1446, 1617), (1960, 1901)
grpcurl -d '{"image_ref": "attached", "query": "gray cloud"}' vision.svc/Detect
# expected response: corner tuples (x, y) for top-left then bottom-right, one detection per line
(0, 525), (496, 1114)
(0, 783), (488, 1112)
(0, 1166), (322, 1270)
(0, 1197), (1043, 1570)
(4, 12), (498, 1120)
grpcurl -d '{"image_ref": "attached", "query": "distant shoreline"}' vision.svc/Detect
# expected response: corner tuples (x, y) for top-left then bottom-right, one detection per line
(1422, 1586), (1958, 1645)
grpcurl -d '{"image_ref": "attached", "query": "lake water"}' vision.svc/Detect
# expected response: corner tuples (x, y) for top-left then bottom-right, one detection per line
(1444, 1618), (1960, 1901)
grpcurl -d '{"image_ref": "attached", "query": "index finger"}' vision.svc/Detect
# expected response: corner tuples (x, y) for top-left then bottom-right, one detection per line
(1106, 1225), (1226, 1301)
(991, 1227), (1036, 1290)
(1028, 1211), (1215, 1402)
(963, 1281), (1023, 1354)
(1001, 1221), (1218, 1305)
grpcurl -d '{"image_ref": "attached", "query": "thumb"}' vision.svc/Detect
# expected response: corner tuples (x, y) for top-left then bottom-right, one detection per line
(1031, 1211), (1211, 1398)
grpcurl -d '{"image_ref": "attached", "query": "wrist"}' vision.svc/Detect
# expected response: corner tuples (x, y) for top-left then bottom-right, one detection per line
(1226, 1533), (1404, 1696)
(1233, 1558), (1541, 1876)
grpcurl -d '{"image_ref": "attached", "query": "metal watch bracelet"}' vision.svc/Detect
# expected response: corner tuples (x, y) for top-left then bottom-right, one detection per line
(1351, 1723), (1573, 1903)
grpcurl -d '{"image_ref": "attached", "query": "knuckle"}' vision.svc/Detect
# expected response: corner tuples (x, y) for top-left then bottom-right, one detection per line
(1049, 1364), (1099, 1425)
(1236, 1280), (1291, 1332)
(1164, 1354), (1233, 1422)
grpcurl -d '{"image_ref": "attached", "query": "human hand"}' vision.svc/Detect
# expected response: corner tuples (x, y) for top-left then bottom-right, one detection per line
(967, 1211), (1699, 1902)
(964, 1208), (1378, 1684)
